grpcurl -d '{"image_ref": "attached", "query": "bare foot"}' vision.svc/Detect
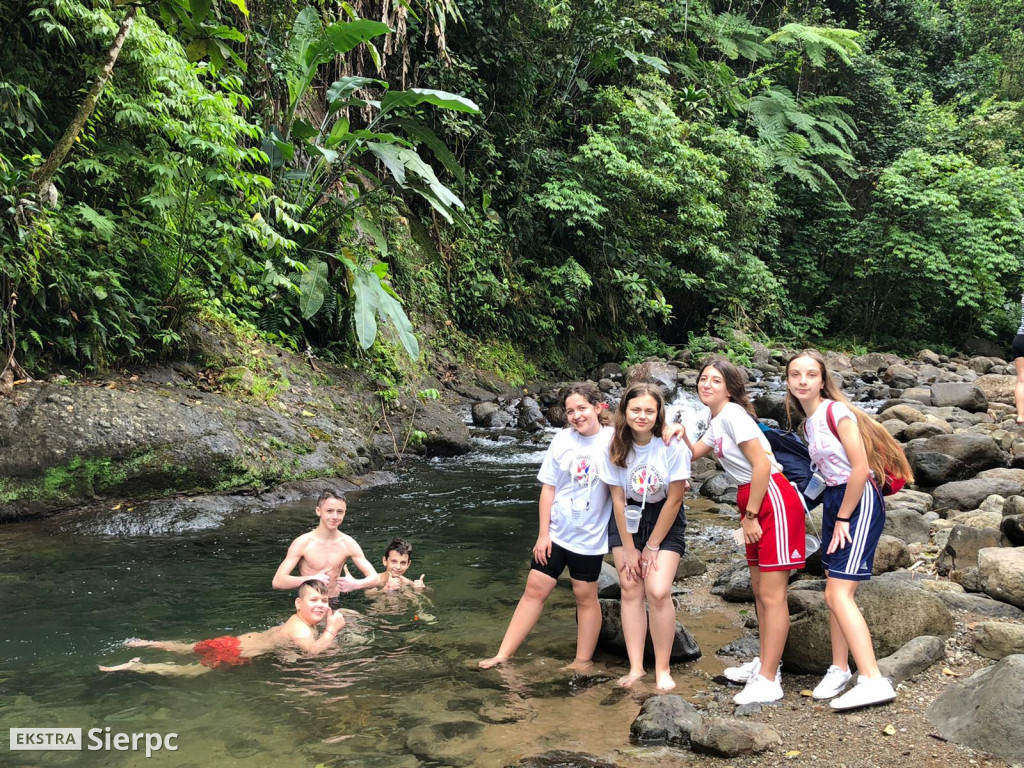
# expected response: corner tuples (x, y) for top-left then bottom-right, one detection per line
(617, 669), (646, 688)
(1016, 416), (1024, 424)
(564, 658), (594, 673)
(99, 657), (141, 672)
(478, 655), (508, 669)
(656, 670), (676, 691)
(125, 639), (160, 648)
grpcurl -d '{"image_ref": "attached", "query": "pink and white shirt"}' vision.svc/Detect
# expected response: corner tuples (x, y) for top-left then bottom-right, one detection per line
(802, 399), (857, 486)
(700, 402), (782, 485)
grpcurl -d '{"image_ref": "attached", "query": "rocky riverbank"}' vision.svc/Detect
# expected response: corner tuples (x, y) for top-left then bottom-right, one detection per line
(481, 347), (1024, 767)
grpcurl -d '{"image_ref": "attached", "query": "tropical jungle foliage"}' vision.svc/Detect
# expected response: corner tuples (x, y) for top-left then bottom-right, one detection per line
(1, 0), (1023, 377)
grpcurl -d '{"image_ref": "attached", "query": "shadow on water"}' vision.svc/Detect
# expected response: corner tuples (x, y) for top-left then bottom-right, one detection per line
(0, 432), (744, 767)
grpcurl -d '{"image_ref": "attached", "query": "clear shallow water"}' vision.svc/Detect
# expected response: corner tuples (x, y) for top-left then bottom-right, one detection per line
(0, 433), (741, 768)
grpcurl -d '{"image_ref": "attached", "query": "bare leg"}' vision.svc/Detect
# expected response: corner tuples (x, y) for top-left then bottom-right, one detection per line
(612, 547), (647, 687)
(756, 570), (791, 678)
(479, 569), (557, 669)
(99, 656), (142, 672)
(825, 578), (881, 678)
(646, 550), (681, 691)
(125, 639), (195, 654)
(100, 658), (210, 677)
(1015, 357), (1024, 423)
(565, 578), (601, 672)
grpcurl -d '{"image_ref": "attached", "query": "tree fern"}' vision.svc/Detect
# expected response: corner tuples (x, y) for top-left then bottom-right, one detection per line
(765, 23), (862, 68)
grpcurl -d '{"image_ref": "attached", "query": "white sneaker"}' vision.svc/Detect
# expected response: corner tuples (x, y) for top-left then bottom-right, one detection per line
(723, 657), (760, 683)
(733, 672), (784, 705)
(830, 676), (896, 710)
(812, 665), (853, 700)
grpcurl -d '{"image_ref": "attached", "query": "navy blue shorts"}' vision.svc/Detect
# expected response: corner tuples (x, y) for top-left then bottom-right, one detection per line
(531, 540), (605, 583)
(607, 498), (687, 556)
(820, 483), (885, 581)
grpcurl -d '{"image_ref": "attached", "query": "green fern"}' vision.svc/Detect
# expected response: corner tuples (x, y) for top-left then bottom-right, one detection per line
(765, 23), (862, 68)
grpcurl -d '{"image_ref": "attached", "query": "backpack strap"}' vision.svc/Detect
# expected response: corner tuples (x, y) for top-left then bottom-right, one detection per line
(825, 400), (839, 440)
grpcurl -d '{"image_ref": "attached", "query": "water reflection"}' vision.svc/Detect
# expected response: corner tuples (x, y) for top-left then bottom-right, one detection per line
(0, 433), (743, 767)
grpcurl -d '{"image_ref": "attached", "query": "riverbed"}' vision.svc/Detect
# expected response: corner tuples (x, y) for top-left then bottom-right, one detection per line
(0, 429), (744, 767)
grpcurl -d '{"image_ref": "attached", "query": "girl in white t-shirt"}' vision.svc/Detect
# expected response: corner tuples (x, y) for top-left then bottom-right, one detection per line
(786, 349), (912, 710)
(604, 382), (692, 691)
(479, 382), (615, 671)
(684, 358), (806, 706)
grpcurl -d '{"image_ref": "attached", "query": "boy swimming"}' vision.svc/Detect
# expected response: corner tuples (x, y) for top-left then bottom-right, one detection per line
(98, 580), (345, 676)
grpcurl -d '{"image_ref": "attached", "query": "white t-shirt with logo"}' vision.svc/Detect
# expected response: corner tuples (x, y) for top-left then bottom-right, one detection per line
(536, 426), (613, 555)
(601, 438), (692, 506)
(700, 401), (782, 485)
(802, 400), (859, 486)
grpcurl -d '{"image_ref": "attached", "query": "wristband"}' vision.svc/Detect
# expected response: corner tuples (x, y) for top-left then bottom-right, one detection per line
(324, 630), (336, 638)
(744, 511), (758, 520)
(645, 542), (660, 552)
(836, 515), (852, 522)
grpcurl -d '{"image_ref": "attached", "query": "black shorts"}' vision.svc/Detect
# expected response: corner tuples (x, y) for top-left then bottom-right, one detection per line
(607, 498), (687, 556)
(1012, 334), (1024, 360)
(531, 540), (605, 583)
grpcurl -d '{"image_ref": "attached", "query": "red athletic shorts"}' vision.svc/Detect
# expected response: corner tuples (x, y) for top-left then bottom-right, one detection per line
(192, 636), (249, 668)
(736, 473), (806, 572)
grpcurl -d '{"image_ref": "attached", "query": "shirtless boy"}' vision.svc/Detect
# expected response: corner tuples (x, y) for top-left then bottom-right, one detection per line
(368, 538), (426, 594)
(272, 490), (380, 607)
(98, 580), (344, 676)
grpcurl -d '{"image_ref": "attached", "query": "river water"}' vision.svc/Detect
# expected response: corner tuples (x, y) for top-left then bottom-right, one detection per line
(0, 416), (746, 767)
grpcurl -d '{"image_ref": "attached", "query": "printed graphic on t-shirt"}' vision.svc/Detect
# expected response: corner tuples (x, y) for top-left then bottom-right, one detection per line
(713, 437), (725, 459)
(628, 464), (665, 499)
(569, 454), (596, 486)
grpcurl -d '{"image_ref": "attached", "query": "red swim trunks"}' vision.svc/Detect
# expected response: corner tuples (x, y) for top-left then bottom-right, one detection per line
(192, 636), (249, 668)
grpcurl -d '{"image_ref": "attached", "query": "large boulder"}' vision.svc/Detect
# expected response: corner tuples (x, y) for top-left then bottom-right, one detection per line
(711, 561), (753, 602)
(974, 373), (1015, 406)
(883, 363), (918, 389)
(883, 509), (933, 544)
(783, 580), (953, 673)
(873, 534), (913, 574)
(929, 383), (988, 412)
(629, 695), (703, 746)
(471, 401), (512, 428)
(934, 591), (1024, 619)
(689, 719), (781, 757)
(912, 433), (1007, 476)
(625, 361), (678, 397)
(932, 478), (1024, 512)
(1001, 514), (1024, 546)
(935, 525), (1006, 574)
(699, 472), (738, 503)
(752, 392), (788, 424)
(927, 654), (1024, 764)
(851, 352), (903, 373)
(876, 635), (946, 681)
(907, 451), (968, 486)
(978, 547), (1024, 608)
(597, 599), (701, 662)
(973, 622), (1024, 660)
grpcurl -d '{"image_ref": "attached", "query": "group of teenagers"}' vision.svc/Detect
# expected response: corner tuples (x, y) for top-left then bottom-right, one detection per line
(479, 350), (914, 712)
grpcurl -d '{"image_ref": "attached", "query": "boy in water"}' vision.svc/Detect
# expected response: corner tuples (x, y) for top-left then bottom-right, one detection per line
(99, 580), (345, 676)
(272, 489), (380, 608)
(369, 538), (426, 594)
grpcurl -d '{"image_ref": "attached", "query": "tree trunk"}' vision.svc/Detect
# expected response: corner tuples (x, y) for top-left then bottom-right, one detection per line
(32, 6), (137, 196)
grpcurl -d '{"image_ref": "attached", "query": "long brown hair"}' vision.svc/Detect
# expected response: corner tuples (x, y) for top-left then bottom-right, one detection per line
(560, 381), (612, 427)
(698, 357), (757, 418)
(609, 382), (665, 467)
(785, 349), (914, 484)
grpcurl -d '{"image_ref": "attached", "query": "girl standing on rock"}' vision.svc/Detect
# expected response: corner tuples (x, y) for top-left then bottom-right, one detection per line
(785, 349), (912, 710)
(478, 382), (616, 671)
(604, 381), (692, 690)
(683, 358), (806, 705)
(1013, 293), (1024, 424)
